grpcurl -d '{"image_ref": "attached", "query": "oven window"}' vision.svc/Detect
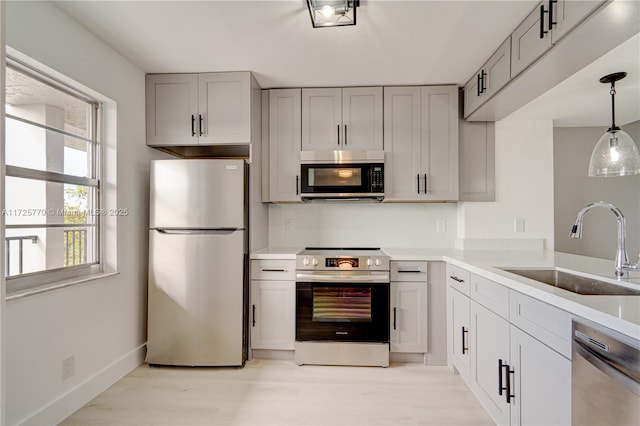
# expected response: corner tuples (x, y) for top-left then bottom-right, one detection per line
(308, 167), (362, 187)
(312, 287), (372, 322)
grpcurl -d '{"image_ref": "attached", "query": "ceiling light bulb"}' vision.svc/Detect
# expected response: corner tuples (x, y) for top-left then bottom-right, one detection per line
(609, 137), (620, 163)
(320, 5), (335, 17)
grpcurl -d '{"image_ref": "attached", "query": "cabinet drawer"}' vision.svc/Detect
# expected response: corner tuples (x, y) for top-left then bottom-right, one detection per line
(251, 259), (296, 280)
(446, 264), (471, 296)
(510, 290), (574, 358)
(470, 274), (509, 319)
(391, 261), (428, 282)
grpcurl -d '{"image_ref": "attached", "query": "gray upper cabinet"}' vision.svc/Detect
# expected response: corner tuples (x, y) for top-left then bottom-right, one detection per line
(459, 120), (495, 201)
(384, 85), (459, 202)
(549, 0), (605, 43)
(302, 87), (383, 151)
(510, 2), (552, 78)
(266, 89), (302, 202)
(463, 38), (511, 118)
(146, 72), (252, 146)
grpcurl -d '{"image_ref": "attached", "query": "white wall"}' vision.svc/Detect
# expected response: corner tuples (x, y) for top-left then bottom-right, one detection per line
(554, 121), (640, 260)
(456, 120), (555, 250)
(268, 202), (457, 248)
(4, 2), (162, 424)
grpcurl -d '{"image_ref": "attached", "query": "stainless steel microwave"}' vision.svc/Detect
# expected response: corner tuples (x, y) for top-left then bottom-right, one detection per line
(300, 151), (385, 201)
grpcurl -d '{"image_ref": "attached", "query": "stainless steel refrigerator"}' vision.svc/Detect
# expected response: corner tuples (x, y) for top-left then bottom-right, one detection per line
(147, 159), (248, 367)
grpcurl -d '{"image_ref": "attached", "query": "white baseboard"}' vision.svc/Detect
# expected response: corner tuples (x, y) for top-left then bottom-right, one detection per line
(17, 344), (146, 426)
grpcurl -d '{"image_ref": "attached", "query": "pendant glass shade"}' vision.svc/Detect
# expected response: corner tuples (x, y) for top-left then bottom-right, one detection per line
(588, 129), (640, 177)
(307, 0), (357, 27)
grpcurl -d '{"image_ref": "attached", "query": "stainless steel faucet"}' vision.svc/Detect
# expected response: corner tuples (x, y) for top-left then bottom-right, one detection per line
(569, 202), (640, 278)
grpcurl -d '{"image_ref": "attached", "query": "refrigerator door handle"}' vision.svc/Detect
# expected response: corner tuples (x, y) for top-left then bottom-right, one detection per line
(155, 228), (243, 235)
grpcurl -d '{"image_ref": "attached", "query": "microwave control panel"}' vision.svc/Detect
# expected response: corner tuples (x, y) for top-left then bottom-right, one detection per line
(371, 166), (384, 192)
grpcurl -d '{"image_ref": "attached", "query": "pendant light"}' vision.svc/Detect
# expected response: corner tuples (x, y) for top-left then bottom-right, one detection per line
(588, 72), (640, 177)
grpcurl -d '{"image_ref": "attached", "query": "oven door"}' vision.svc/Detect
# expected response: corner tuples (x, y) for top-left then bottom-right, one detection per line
(296, 271), (390, 343)
(300, 163), (384, 198)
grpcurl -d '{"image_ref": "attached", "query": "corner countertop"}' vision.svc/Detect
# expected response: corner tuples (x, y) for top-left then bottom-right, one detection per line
(251, 247), (640, 340)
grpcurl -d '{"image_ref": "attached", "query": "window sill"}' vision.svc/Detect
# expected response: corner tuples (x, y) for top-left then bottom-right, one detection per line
(6, 271), (120, 301)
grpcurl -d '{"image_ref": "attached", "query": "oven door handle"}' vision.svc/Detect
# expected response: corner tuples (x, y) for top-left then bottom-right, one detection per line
(296, 272), (390, 283)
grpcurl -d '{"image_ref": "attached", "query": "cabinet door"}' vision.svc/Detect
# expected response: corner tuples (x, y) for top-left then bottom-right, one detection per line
(420, 86), (459, 201)
(342, 87), (383, 150)
(510, 326), (571, 426)
(301, 88), (342, 151)
(511, 2), (552, 78)
(449, 286), (471, 382)
(484, 38), (511, 98)
(550, 0), (604, 43)
(250, 280), (296, 350)
(383, 86), (422, 201)
(390, 282), (428, 353)
(198, 72), (251, 145)
(470, 301), (511, 426)
(268, 89), (301, 202)
(463, 73), (484, 119)
(459, 121), (495, 201)
(146, 74), (198, 146)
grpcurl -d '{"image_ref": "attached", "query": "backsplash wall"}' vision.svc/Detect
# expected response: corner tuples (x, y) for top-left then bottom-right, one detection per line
(268, 203), (458, 248)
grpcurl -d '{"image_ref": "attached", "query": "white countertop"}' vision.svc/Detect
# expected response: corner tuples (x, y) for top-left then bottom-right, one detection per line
(251, 247), (640, 340)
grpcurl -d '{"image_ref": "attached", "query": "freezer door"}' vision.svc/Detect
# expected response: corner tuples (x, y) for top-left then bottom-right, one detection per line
(150, 159), (246, 229)
(147, 229), (245, 366)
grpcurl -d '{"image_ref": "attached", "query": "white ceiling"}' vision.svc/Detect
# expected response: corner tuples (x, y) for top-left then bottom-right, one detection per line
(51, 0), (639, 127)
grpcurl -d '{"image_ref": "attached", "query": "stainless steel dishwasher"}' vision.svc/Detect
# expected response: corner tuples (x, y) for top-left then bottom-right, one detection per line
(572, 318), (640, 425)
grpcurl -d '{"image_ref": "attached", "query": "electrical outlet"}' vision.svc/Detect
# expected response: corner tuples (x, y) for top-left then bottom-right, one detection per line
(62, 355), (75, 380)
(436, 219), (446, 233)
(514, 218), (525, 233)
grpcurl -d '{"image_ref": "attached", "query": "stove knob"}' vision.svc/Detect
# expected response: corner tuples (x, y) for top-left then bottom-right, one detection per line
(366, 258), (372, 267)
(312, 257), (319, 266)
(303, 257), (310, 266)
(375, 258), (381, 267)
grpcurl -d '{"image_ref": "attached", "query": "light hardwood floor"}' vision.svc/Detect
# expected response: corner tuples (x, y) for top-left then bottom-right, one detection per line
(61, 360), (493, 425)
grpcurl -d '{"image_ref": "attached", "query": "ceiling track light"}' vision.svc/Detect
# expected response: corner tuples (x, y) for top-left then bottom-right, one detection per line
(307, 0), (359, 28)
(588, 72), (640, 177)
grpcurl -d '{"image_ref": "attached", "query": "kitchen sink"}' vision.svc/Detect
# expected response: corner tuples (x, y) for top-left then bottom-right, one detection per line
(501, 269), (640, 296)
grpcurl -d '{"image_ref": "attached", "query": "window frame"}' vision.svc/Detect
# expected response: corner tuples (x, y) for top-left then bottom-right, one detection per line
(4, 56), (104, 293)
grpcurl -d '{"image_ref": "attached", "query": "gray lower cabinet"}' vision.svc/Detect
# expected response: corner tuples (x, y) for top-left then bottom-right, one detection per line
(390, 261), (429, 353)
(451, 268), (572, 426)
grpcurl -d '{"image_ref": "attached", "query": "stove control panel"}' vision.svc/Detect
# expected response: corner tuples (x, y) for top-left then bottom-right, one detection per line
(296, 254), (389, 271)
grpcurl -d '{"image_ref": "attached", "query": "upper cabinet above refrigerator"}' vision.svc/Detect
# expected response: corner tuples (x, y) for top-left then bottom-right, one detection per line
(146, 72), (254, 147)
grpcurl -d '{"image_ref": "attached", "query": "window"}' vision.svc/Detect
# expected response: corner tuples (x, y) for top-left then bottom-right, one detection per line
(4, 59), (102, 290)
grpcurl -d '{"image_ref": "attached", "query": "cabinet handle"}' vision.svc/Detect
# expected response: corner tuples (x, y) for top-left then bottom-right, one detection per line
(261, 268), (286, 272)
(462, 326), (468, 354)
(476, 73), (482, 97)
(252, 304), (256, 327)
(539, 4), (548, 39)
(198, 114), (204, 136)
(296, 175), (299, 195)
(337, 124), (340, 146)
(344, 124), (348, 145)
(505, 364), (515, 403)
(480, 70), (487, 94)
(393, 307), (397, 330)
(498, 359), (507, 396)
(548, 0), (557, 30)
(397, 270), (422, 273)
(449, 275), (465, 283)
(416, 174), (421, 194)
(191, 115), (196, 137)
(424, 174), (428, 194)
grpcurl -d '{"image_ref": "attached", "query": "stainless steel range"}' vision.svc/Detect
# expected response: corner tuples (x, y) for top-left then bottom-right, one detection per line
(295, 247), (390, 367)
